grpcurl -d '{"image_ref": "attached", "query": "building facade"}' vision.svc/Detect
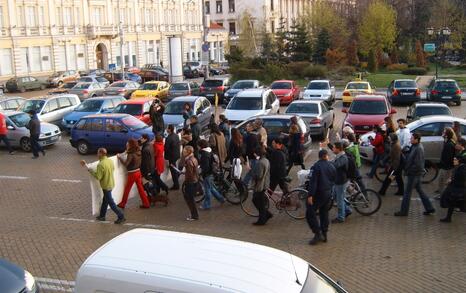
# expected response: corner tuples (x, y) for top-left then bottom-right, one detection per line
(0, 0), (204, 79)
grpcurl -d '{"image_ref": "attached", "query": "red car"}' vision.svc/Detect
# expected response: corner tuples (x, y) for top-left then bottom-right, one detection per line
(342, 95), (396, 135)
(112, 98), (152, 126)
(270, 80), (300, 105)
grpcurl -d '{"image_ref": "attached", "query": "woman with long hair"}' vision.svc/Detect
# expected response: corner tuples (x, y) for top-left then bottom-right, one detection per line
(379, 133), (404, 196)
(209, 124), (228, 166)
(225, 127), (244, 164)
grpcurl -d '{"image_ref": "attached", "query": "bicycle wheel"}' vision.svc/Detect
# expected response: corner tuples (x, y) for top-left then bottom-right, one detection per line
(353, 189), (382, 216)
(421, 162), (439, 184)
(283, 188), (307, 220)
(182, 182), (205, 203)
(374, 165), (388, 183)
(222, 179), (242, 205)
(240, 190), (269, 217)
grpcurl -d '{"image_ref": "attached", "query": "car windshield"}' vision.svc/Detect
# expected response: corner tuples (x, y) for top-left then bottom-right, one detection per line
(20, 100), (45, 113)
(415, 106), (451, 117)
(79, 77), (93, 82)
(73, 83), (90, 89)
(227, 97), (262, 110)
(62, 82), (77, 89)
(307, 82), (329, 90)
(121, 115), (148, 130)
(395, 80), (416, 88)
(202, 80), (223, 87)
(301, 265), (342, 293)
(286, 103), (319, 114)
(271, 82), (292, 89)
(435, 81), (458, 89)
(170, 83), (189, 90)
(232, 81), (255, 89)
(165, 101), (193, 114)
(349, 100), (387, 115)
(113, 104), (142, 116)
(347, 83), (369, 90)
(51, 72), (63, 77)
(110, 82), (127, 88)
(140, 83), (158, 90)
(9, 113), (31, 127)
(96, 77), (108, 82)
(75, 100), (104, 112)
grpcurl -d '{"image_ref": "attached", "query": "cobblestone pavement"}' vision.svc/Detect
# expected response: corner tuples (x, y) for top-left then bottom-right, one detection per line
(0, 102), (465, 293)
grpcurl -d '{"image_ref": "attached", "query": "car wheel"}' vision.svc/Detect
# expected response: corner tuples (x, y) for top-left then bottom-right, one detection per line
(77, 140), (90, 155)
(40, 84), (46, 90)
(19, 87), (26, 93)
(20, 137), (31, 152)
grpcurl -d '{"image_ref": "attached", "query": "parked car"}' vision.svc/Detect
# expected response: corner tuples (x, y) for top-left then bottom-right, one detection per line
(112, 99), (152, 125)
(70, 114), (153, 154)
(48, 81), (79, 95)
(168, 82), (201, 99)
(75, 228), (347, 293)
(224, 80), (261, 105)
(0, 258), (39, 293)
(163, 96), (212, 130)
(0, 96), (25, 110)
(185, 61), (203, 74)
(103, 81), (140, 99)
(200, 78), (230, 104)
(103, 72), (142, 84)
(406, 102), (452, 123)
(387, 79), (421, 105)
(342, 81), (376, 107)
(3, 110), (61, 152)
(79, 69), (106, 77)
(62, 96), (125, 131)
(270, 80), (300, 105)
(18, 94), (81, 125)
(426, 78), (462, 106)
(46, 70), (80, 87)
(6, 76), (47, 93)
(131, 81), (170, 100)
(139, 66), (169, 82)
(237, 114), (312, 150)
(209, 67), (224, 75)
(302, 80), (336, 105)
(342, 95), (396, 135)
(124, 66), (141, 74)
(78, 76), (110, 88)
(183, 65), (200, 78)
(224, 89), (280, 125)
(285, 100), (335, 139)
(359, 116), (466, 162)
(68, 82), (106, 100)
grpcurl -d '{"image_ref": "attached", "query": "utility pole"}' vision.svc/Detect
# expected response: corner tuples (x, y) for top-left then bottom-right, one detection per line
(201, 0), (210, 79)
(119, 21), (125, 80)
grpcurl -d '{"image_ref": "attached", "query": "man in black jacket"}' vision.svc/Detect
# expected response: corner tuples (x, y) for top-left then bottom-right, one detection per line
(435, 127), (456, 198)
(268, 138), (289, 194)
(149, 99), (165, 136)
(165, 125), (181, 190)
(139, 134), (155, 200)
(190, 115), (201, 159)
(306, 149), (336, 245)
(331, 141), (351, 223)
(242, 123), (260, 187)
(26, 110), (45, 159)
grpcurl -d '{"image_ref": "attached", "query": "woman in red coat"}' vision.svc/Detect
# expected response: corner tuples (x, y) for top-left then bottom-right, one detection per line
(367, 125), (385, 178)
(153, 134), (169, 195)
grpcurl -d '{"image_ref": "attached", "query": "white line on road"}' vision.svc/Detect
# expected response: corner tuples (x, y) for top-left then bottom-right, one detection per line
(36, 277), (75, 292)
(0, 175), (29, 180)
(48, 216), (174, 230)
(51, 179), (82, 183)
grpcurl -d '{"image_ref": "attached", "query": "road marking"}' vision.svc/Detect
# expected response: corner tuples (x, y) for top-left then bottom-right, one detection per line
(51, 179), (82, 183)
(48, 216), (174, 229)
(36, 277), (74, 292)
(0, 175), (29, 180)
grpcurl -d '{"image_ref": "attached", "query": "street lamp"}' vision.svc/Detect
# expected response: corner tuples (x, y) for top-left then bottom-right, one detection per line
(427, 27), (451, 79)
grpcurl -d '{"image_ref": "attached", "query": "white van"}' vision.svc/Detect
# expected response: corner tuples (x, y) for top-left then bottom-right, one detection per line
(75, 229), (347, 293)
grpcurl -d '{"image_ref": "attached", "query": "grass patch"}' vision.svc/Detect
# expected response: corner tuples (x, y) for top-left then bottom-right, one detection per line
(366, 73), (417, 88)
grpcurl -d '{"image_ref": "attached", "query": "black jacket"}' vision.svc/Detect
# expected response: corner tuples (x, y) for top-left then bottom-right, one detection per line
(27, 115), (41, 136)
(404, 143), (425, 176)
(308, 159), (337, 202)
(244, 132), (259, 160)
(268, 147), (288, 181)
(199, 149), (213, 177)
(191, 122), (201, 144)
(332, 152), (348, 185)
(164, 132), (180, 163)
(225, 141), (243, 163)
(439, 139), (456, 170)
(140, 141), (155, 179)
(149, 104), (165, 133)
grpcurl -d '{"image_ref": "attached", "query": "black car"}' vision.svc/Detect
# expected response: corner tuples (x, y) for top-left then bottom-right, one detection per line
(406, 102), (453, 123)
(426, 79), (462, 106)
(183, 65), (200, 78)
(139, 69), (169, 82)
(387, 79), (421, 105)
(200, 78), (230, 104)
(0, 258), (39, 292)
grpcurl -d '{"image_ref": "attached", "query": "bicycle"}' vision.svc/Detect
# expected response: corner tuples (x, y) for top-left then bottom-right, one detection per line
(329, 180), (382, 216)
(374, 161), (439, 184)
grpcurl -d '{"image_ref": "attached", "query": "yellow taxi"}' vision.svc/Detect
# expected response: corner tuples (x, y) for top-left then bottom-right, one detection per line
(130, 81), (170, 100)
(342, 81), (375, 107)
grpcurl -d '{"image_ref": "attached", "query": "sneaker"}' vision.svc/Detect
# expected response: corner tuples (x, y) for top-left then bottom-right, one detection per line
(423, 209), (435, 215)
(186, 216), (198, 221)
(31, 156), (39, 159)
(9, 151), (15, 155)
(41, 150), (46, 156)
(331, 218), (344, 224)
(440, 218), (451, 223)
(252, 221), (266, 226)
(199, 206), (210, 210)
(394, 211), (408, 217)
(434, 195), (441, 200)
(95, 216), (106, 221)
(139, 205), (150, 209)
(114, 218), (126, 224)
(308, 233), (324, 245)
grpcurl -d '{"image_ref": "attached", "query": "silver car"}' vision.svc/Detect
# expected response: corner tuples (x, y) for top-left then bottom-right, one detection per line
(359, 116), (466, 162)
(77, 76), (110, 88)
(103, 81), (140, 99)
(285, 100), (335, 138)
(302, 80), (336, 105)
(0, 96), (25, 110)
(68, 82), (106, 100)
(168, 82), (200, 99)
(3, 110), (61, 152)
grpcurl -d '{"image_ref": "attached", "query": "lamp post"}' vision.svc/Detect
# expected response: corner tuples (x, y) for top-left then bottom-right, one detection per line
(427, 27), (451, 79)
(201, 0), (210, 79)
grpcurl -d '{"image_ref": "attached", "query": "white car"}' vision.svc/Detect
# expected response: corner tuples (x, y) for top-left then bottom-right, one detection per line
(303, 80), (336, 105)
(75, 228), (347, 293)
(3, 110), (61, 152)
(224, 89), (280, 124)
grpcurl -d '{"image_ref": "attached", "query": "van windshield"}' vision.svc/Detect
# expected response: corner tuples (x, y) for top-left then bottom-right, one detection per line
(19, 100), (45, 113)
(301, 265), (345, 292)
(227, 97), (262, 110)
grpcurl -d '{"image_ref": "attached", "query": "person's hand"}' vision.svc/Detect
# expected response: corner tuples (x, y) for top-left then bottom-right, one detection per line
(80, 160), (87, 167)
(319, 142), (326, 149)
(307, 196), (313, 205)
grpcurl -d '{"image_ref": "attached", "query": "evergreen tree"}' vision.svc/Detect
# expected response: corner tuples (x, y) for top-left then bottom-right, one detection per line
(313, 29), (331, 64)
(287, 20), (312, 62)
(275, 17), (289, 61)
(261, 31), (277, 62)
(368, 49), (378, 72)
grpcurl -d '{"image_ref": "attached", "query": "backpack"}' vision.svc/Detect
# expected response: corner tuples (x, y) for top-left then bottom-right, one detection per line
(210, 152), (220, 174)
(346, 152), (357, 180)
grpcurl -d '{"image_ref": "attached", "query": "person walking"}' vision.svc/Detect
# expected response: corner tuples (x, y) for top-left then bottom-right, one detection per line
(367, 125), (385, 178)
(139, 134), (156, 203)
(456, 138), (466, 158)
(149, 99), (165, 136)
(255, 118), (267, 147)
(198, 139), (225, 210)
(343, 134), (367, 194)
(26, 110), (45, 159)
(330, 141), (352, 223)
(117, 138), (151, 209)
(0, 112), (14, 154)
(219, 114), (231, 146)
(81, 148), (125, 224)
(394, 133), (435, 217)
(267, 138), (289, 194)
(396, 119), (411, 150)
(182, 102), (194, 127)
(189, 115), (201, 158)
(439, 155), (466, 223)
(306, 149), (336, 245)
(251, 146), (271, 225)
(287, 124), (305, 174)
(225, 128), (244, 164)
(378, 133), (404, 196)
(209, 124), (228, 166)
(183, 145), (199, 221)
(153, 134), (169, 197)
(242, 123), (260, 187)
(384, 116), (397, 136)
(165, 125), (181, 190)
(435, 127), (457, 198)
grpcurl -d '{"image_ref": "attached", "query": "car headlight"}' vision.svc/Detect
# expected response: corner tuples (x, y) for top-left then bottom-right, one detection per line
(224, 92), (230, 97)
(24, 270), (36, 291)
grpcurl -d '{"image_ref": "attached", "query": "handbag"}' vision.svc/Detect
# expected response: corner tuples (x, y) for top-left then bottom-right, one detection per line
(232, 158), (242, 180)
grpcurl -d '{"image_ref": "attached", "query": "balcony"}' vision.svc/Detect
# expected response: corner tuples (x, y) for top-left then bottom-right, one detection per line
(86, 25), (118, 39)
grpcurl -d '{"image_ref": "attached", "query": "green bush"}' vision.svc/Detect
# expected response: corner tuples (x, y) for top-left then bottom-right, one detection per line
(286, 61), (312, 78)
(401, 67), (427, 75)
(262, 63), (289, 83)
(333, 66), (356, 76)
(303, 65), (327, 79)
(230, 67), (262, 80)
(386, 63), (408, 72)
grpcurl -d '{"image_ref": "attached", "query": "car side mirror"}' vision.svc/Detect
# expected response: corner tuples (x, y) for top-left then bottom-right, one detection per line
(120, 128), (128, 133)
(7, 125), (14, 130)
(390, 108), (397, 114)
(341, 108), (348, 113)
(406, 115), (412, 119)
(328, 107), (334, 110)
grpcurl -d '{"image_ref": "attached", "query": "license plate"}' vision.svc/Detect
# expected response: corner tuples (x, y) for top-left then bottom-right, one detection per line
(443, 96), (452, 99)
(206, 94), (214, 97)
(45, 136), (60, 144)
(401, 92), (412, 96)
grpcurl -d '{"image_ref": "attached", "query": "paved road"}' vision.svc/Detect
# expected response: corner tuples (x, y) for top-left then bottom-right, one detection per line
(1, 100), (466, 292)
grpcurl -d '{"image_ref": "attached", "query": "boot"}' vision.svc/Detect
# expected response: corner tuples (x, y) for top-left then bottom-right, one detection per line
(308, 233), (324, 245)
(322, 231), (328, 243)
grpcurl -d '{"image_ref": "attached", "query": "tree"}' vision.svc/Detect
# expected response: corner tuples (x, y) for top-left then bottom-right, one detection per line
(358, 0), (397, 56)
(415, 40), (426, 67)
(367, 49), (378, 72)
(287, 20), (312, 61)
(275, 17), (289, 61)
(260, 31), (276, 62)
(238, 11), (258, 57)
(313, 29), (331, 64)
(325, 49), (346, 68)
(346, 40), (359, 66)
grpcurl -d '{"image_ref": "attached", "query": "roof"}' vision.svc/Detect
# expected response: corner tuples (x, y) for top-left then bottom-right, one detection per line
(288, 100), (324, 105)
(119, 99), (152, 104)
(412, 102), (450, 107)
(81, 113), (130, 119)
(393, 79), (416, 82)
(434, 78), (457, 82)
(417, 115), (466, 124)
(347, 80), (370, 84)
(235, 89), (267, 98)
(169, 96), (203, 102)
(143, 81), (162, 84)
(0, 96), (25, 101)
(234, 79), (259, 83)
(27, 94), (79, 100)
(85, 96), (120, 101)
(272, 80), (294, 83)
(353, 95), (387, 101)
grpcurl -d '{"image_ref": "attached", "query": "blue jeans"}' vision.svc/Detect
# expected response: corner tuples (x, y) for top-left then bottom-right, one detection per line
(99, 189), (124, 219)
(0, 135), (12, 152)
(202, 175), (225, 209)
(334, 182), (352, 221)
(368, 153), (382, 177)
(400, 175), (434, 214)
(242, 159), (257, 187)
(30, 134), (44, 157)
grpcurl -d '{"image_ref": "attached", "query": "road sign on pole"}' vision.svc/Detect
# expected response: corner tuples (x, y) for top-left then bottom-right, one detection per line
(202, 43), (210, 52)
(424, 43), (436, 53)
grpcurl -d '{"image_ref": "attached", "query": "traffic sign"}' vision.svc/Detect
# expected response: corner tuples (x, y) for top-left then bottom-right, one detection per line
(202, 43), (210, 52)
(424, 43), (436, 53)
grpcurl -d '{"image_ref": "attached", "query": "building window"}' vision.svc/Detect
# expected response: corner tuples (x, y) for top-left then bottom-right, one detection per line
(39, 7), (45, 26)
(63, 7), (72, 26)
(216, 1), (222, 13)
(271, 20), (275, 33)
(229, 22), (236, 35)
(229, 0), (235, 12)
(26, 7), (37, 27)
(75, 7), (80, 26)
(205, 1), (210, 14)
(31, 47), (41, 72)
(93, 7), (102, 26)
(0, 48), (13, 75)
(41, 46), (52, 71)
(270, 0), (274, 11)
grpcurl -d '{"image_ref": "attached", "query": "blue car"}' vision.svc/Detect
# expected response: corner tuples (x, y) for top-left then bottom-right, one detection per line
(62, 96), (125, 132)
(70, 113), (153, 155)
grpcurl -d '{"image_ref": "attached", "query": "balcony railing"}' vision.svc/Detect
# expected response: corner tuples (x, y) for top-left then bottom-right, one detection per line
(86, 25), (118, 39)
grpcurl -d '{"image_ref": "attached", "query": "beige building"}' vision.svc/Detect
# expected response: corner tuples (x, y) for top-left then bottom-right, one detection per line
(0, 0), (204, 79)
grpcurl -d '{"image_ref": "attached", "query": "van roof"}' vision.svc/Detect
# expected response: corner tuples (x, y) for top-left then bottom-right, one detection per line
(80, 228), (308, 293)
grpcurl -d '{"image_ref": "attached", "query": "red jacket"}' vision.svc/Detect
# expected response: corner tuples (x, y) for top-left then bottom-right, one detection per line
(153, 141), (165, 175)
(0, 113), (7, 135)
(371, 133), (385, 155)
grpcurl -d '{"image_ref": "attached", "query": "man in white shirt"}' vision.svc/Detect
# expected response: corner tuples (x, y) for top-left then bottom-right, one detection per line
(397, 119), (411, 150)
